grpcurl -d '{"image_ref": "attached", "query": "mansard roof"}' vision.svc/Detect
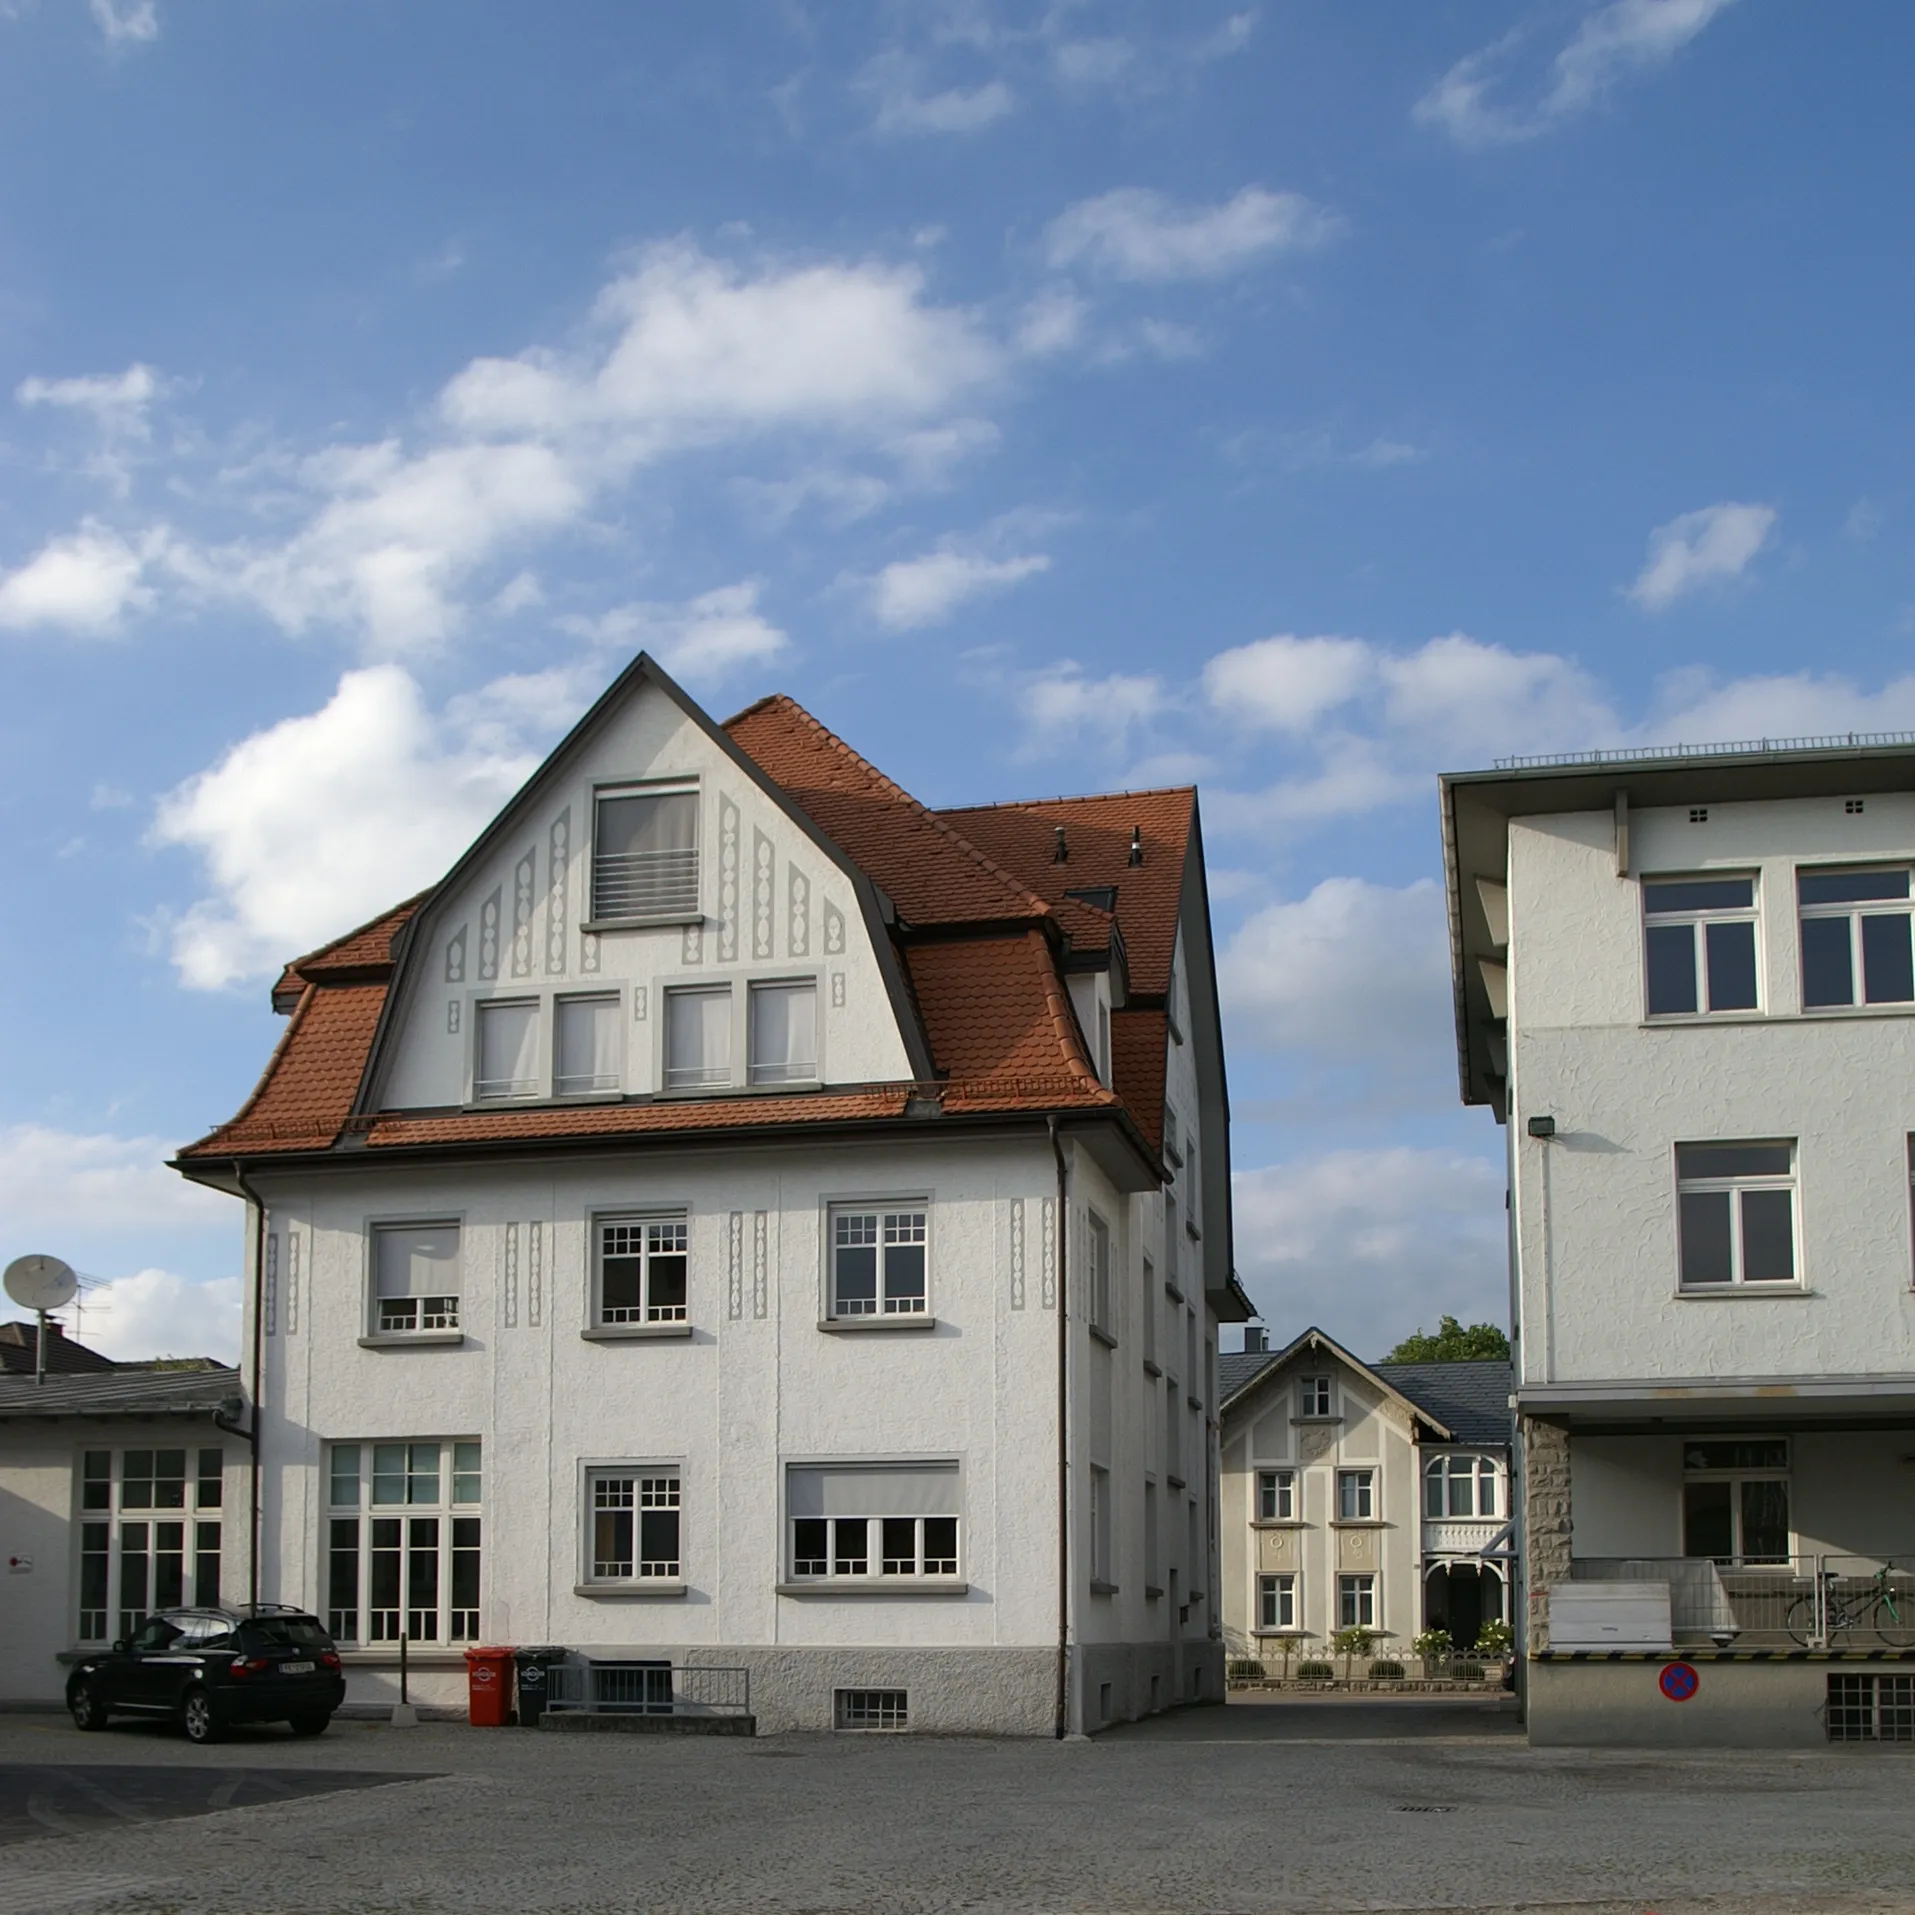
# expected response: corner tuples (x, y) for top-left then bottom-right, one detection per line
(178, 658), (1194, 1169)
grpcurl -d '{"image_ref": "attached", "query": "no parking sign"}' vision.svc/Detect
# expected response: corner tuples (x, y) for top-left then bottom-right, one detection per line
(1658, 1660), (1700, 1702)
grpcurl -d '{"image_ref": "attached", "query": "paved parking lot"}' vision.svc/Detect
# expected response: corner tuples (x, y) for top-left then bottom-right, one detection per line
(0, 1698), (1911, 1915)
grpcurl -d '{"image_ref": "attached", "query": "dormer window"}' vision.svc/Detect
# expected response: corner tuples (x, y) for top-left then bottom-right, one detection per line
(748, 980), (817, 1085)
(592, 784), (699, 923)
(555, 994), (620, 1096)
(664, 985), (731, 1090)
(474, 999), (538, 1101)
(1299, 1375), (1333, 1418)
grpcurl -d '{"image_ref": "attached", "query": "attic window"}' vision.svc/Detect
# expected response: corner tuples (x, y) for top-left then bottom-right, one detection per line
(593, 785), (699, 922)
(1065, 886), (1118, 913)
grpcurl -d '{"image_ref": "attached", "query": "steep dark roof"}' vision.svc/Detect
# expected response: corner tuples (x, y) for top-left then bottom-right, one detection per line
(0, 1366), (242, 1422)
(1218, 1348), (1277, 1403)
(1372, 1360), (1512, 1447)
(0, 1321), (116, 1376)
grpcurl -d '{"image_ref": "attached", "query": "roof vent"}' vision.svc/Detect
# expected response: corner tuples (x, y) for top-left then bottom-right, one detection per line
(1242, 1326), (1269, 1354)
(1053, 825), (1068, 863)
(1129, 826), (1143, 867)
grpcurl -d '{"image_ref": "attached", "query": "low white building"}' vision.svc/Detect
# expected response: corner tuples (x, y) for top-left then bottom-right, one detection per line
(171, 654), (1250, 1733)
(1219, 1329), (1511, 1665)
(1445, 739), (1915, 1745)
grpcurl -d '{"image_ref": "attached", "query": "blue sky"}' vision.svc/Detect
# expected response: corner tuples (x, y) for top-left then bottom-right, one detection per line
(4, 0), (1913, 1362)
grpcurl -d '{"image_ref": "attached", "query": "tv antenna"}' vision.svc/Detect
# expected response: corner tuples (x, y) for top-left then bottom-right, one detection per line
(4, 1255), (79, 1386)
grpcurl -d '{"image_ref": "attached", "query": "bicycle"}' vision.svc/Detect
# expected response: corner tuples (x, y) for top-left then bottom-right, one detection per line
(1785, 1567), (1915, 1649)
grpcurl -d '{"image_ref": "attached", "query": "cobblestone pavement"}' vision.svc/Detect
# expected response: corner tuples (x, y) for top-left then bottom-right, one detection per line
(0, 1702), (1910, 1915)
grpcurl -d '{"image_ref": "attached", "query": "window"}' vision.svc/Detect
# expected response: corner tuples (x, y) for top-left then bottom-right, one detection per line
(587, 1470), (681, 1582)
(1682, 1438), (1790, 1564)
(1097, 1000), (1111, 1083)
(829, 1206), (927, 1317)
(1257, 1469), (1296, 1521)
(592, 785), (698, 922)
(596, 1215), (689, 1325)
(1144, 1480), (1160, 1590)
(1300, 1376), (1333, 1418)
(1087, 1211), (1113, 1338)
(1676, 1143), (1796, 1287)
(474, 999), (538, 1101)
(76, 1447), (224, 1641)
(748, 980), (817, 1085)
(1089, 1465), (1112, 1586)
(1141, 1256), (1157, 1364)
(1337, 1469), (1375, 1521)
(1165, 1376), (1182, 1482)
(787, 1463), (959, 1581)
(371, 1222), (461, 1334)
(1827, 1674), (1915, 1742)
(1338, 1572), (1376, 1628)
(1424, 1454), (1500, 1519)
(1644, 876), (1758, 1016)
(1165, 1192), (1179, 1285)
(663, 986), (731, 1090)
(326, 1441), (481, 1644)
(555, 994), (620, 1095)
(836, 1688), (908, 1730)
(1258, 1572), (1297, 1631)
(1799, 867), (1914, 1008)
(1163, 1107), (1181, 1165)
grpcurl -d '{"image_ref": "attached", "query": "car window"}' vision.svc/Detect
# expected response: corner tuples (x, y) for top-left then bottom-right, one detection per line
(242, 1617), (332, 1652)
(133, 1617), (182, 1652)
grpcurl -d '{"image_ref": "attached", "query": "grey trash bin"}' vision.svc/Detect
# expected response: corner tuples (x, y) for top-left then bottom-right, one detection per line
(514, 1647), (567, 1727)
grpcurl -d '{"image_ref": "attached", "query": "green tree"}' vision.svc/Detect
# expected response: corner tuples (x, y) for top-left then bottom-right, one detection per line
(1383, 1315), (1510, 1363)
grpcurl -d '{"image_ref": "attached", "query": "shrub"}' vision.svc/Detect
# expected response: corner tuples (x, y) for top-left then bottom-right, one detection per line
(1368, 1660), (1406, 1680)
(1411, 1628), (1453, 1661)
(1227, 1658), (1265, 1681)
(1473, 1621), (1514, 1658)
(1296, 1660), (1335, 1681)
(1330, 1626), (1375, 1662)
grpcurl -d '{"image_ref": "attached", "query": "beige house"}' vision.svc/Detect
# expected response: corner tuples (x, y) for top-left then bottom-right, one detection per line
(1220, 1329), (1511, 1664)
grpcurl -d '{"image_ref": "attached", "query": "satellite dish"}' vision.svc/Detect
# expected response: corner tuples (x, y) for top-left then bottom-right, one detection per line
(4, 1255), (79, 1313)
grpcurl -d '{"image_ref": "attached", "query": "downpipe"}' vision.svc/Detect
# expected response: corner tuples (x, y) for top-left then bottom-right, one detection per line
(1050, 1117), (1072, 1739)
(231, 1159), (267, 1611)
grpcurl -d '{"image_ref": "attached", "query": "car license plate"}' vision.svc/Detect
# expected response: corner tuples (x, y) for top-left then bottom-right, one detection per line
(281, 1660), (315, 1675)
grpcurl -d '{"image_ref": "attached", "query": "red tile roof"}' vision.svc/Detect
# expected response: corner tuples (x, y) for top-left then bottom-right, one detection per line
(1109, 1008), (1169, 1154)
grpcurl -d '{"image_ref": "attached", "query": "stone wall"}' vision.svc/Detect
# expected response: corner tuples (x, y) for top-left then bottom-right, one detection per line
(1523, 1416), (1572, 1653)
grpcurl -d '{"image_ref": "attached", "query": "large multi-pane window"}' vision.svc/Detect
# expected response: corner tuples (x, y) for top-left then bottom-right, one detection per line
(586, 1469), (681, 1583)
(1682, 1440), (1790, 1565)
(787, 1463), (960, 1582)
(595, 1214), (689, 1325)
(327, 1442), (481, 1645)
(1644, 876), (1759, 1015)
(1257, 1468), (1296, 1521)
(592, 785), (699, 922)
(747, 981), (817, 1085)
(1258, 1572), (1297, 1631)
(1799, 867), (1915, 1008)
(1337, 1469), (1376, 1521)
(1676, 1142), (1796, 1287)
(828, 1206), (927, 1317)
(77, 1447), (225, 1641)
(1338, 1572), (1377, 1629)
(371, 1222), (461, 1334)
(1424, 1454), (1500, 1519)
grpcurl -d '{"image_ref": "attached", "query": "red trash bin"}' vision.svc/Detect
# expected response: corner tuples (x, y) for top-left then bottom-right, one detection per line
(464, 1646), (515, 1726)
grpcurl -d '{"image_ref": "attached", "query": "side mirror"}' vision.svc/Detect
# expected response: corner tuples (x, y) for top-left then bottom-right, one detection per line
(112, 1639), (130, 1654)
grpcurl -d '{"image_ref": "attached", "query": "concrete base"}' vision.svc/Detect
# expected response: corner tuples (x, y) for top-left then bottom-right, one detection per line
(1527, 1656), (1862, 1746)
(541, 1713), (755, 1736)
(1078, 1639), (1225, 1731)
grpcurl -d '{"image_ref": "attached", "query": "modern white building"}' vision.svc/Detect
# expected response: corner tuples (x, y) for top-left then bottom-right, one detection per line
(1445, 740), (1915, 1746)
(173, 654), (1249, 1734)
(1218, 1328), (1511, 1666)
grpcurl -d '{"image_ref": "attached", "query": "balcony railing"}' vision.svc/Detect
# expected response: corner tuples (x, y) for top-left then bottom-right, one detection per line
(1568, 1556), (1915, 1651)
(544, 1658), (751, 1718)
(592, 847), (699, 921)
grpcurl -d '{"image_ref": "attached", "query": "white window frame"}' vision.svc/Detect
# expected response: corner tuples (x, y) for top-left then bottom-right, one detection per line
(367, 1220), (463, 1338)
(825, 1202), (929, 1319)
(1642, 874), (1761, 1018)
(1299, 1375), (1333, 1418)
(746, 977), (820, 1087)
(76, 1446), (225, 1642)
(1681, 1438), (1792, 1567)
(589, 779), (701, 927)
(1257, 1571), (1298, 1632)
(1337, 1572), (1377, 1629)
(1423, 1453), (1500, 1520)
(1336, 1468), (1376, 1522)
(592, 1212), (690, 1327)
(785, 1464), (962, 1584)
(1798, 864), (1915, 1010)
(661, 983), (733, 1092)
(472, 996), (541, 1103)
(325, 1441), (481, 1646)
(553, 991), (623, 1097)
(582, 1464), (682, 1586)
(1257, 1468), (1296, 1522)
(1086, 1209), (1114, 1341)
(1675, 1141), (1799, 1289)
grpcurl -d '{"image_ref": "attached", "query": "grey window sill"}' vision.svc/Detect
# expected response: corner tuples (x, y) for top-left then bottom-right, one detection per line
(1329, 1518), (1386, 1529)
(818, 1315), (937, 1333)
(1089, 1579), (1119, 1597)
(1188, 1394), (1204, 1412)
(581, 1324), (694, 1341)
(1163, 1280), (1184, 1303)
(1142, 1359), (1162, 1378)
(339, 1647), (469, 1667)
(1185, 1221), (1202, 1241)
(1089, 1323), (1118, 1350)
(1251, 1628), (1308, 1639)
(582, 915), (706, 934)
(1166, 1473), (1187, 1490)
(655, 1081), (821, 1102)
(466, 1091), (624, 1113)
(1674, 1284), (1813, 1299)
(573, 1580), (687, 1599)
(358, 1332), (465, 1350)
(1251, 1519), (1307, 1530)
(1292, 1414), (1342, 1425)
(775, 1578), (968, 1598)
(1144, 1583), (1164, 1600)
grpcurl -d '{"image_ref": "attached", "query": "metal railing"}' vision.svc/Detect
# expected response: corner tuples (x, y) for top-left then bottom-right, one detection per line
(1568, 1556), (1915, 1650)
(592, 848), (699, 920)
(1492, 732), (1915, 771)
(544, 1659), (751, 1718)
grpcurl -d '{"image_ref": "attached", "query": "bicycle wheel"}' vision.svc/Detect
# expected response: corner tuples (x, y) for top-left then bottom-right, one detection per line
(1785, 1593), (1823, 1647)
(1871, 1592), (1915, 1650)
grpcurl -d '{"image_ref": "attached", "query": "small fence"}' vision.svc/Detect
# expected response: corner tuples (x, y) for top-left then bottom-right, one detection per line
(1568, 1556), (1915, 1651)
(544, 1660), (751, 1719)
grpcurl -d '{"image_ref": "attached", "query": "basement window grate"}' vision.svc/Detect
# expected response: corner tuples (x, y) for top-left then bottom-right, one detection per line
(1828, 1674), (1915, 1742)
(836, 1688), (908, 1731)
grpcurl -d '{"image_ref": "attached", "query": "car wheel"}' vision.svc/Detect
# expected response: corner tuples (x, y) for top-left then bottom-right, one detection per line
(181, 1687), (226, 1745)
(288, 1712), (332, 1737)
(68, 1681), (109, 1732)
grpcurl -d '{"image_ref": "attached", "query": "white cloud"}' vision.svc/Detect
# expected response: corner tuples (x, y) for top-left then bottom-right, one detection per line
(17, 362), (160, 419)
(1232, 1150), (1507, 1352)
(1016, 287), (1087, 357)
(1204, 634), (1374, 734)
(1045, 185), (1338, 281)
(1054, 38), (1133, 85)
(90, 0), (158, 48)
(74, 1270), (241, 1367)
(864, 545), (1049, 631)
(151, 663), (553, 988)
(1628, 500), (1776, 610)
(1417, 0), (1741, 147)
(561, 581), (788, 688)
(1196, 12), (1257, 60)
(0, 1124), (229, 1236)
(0, 520), (160, 633)
(1377, 631), (1613, 762)
(859, 53), (1014, 135)
(1017, 661), (1166, 759)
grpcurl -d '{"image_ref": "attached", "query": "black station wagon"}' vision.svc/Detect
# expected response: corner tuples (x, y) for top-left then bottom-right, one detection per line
(67, 1604), (346, 1742)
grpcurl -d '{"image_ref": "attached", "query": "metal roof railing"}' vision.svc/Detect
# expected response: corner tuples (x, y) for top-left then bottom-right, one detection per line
(1493, 732), (1915, 772)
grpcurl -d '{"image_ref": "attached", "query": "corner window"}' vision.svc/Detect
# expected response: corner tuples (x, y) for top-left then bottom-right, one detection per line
(1644, 876), (1758, 1016)
(1676, 1142), (1796, 1287)
(1336, 1469), (1375, 1521)
(474, 999), (538, 1101)
(1087, 1210), (1113, 1338)
(1089, 1464), (1112, 1586)
(1258, 1571), (1297, 1630)
(1299, 1375), (1332, 1418)
(326, 1441), (480, 1644)
(1682, 1439), (1790, 1565)
(1257, 1468), (1296, 1521)
(829, 1206), (927, 1317)
(1338, 1572), (1377, 1628)
(1799, 867), (1914, 1008)
(787, 1462), (960, 1581)
(371, 1222), (461, 1334)
(747, 980), (817, 1085)
(592, 785), (699, 922)
(588, 1469), (681, 1582)
(75, 1448), (225, 1641)
(1424, 1454), (1499, 1519)
(596, 1215), (689, 1325)
(663, 985), (731, 1090)
(555, 993), (620, 1095)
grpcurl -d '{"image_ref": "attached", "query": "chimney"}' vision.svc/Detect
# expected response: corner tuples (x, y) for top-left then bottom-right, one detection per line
(1128, 826), (1143, 867)
(1242, 1326), (1269, 1354)
(1053, 825), (1068, 863)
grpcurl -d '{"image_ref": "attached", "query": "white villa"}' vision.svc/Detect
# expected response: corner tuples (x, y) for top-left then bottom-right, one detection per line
(1446, 740), (1915, 1745)
(168, 653), (1250, 1734)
